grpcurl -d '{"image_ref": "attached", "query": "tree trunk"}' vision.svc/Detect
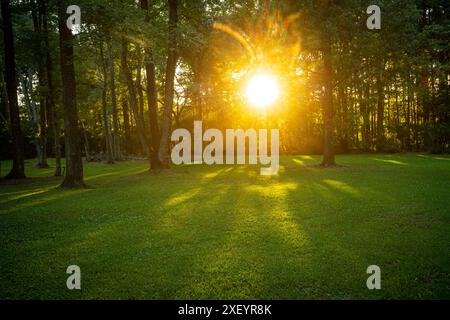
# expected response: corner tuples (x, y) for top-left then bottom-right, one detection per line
(193, 61), (203, 121)
(120, 38), (149, 158)
(31, 2), (49, 168)
(136, 53), (145, 132)
(42, 0), (62, 176)
(2, 0), (26, 179)
(140, 0), (161, 169)
(81, 121), (91, 160)
(319, 0), (335, 167)
(362, 83), (371, 151)
(107, 40), (121, 160)
(146, 52), (161, 168)
(158, 0), (178, 168)
(22, 71), (41, 160)
(0, 70), (8, 126)
(98, 43), (114, 164)
(406, 78), (412, 151)
(58, 1), (85, 188)
(376, 64), (385, 152)
(320, 40), (336, 166)
(37, 85), (49, 167)
(122, 97), (131, 155)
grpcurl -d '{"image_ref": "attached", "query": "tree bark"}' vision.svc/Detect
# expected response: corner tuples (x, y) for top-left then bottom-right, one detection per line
(376, 63), (385, 152)
(320, 40), (336, 166)
(81, 121), (91, 160)
(58, 1), (85, 188)
(122, 97), (131, 155)
(31, 1), (49, 168)
(158, 0), (178, 168)
(0, 70), (8, 126)
(1, 0), (26, 179)
(146, 51), (161, 168)
(120, 38), (149, 158)
(21, 71), (40, 160)
(140, 0), (161, 169)
(136, 51), (145, 132)
(98, 43), (114, 163)
(42, 0), (62, 176)
(107, 40), (121, 160)
(319, 0), (335, 167)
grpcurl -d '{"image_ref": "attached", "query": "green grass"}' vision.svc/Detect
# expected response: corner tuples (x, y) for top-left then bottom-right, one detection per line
(1, 154), (449, 299)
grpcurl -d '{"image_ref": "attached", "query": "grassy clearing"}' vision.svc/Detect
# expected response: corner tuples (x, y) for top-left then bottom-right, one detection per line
(0, 154), (449, 299)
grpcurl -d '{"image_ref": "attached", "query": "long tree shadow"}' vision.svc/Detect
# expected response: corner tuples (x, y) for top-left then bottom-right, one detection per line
(278, 157), (450, 299)
(2, 156), (449, 299)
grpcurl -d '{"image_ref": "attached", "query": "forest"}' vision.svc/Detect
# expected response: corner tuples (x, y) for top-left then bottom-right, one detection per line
(1, 0), (450, 300)
(0, 0), (448, 186)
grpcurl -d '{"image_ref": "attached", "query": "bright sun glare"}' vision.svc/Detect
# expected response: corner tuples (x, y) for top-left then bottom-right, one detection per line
(246, 74), (279, 108)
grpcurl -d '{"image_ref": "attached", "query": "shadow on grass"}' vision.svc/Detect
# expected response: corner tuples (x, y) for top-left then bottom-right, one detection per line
(1, 156), (450, 299)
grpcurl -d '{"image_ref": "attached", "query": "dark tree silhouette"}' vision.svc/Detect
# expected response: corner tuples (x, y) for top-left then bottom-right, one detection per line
(319, 0), (336, 167)
(1, 0), (26, 179)
(158, 0), (178, 168)
(140, 0), (161, 170)
(42, 0), (62, 176)
(58, 1), (85, 188)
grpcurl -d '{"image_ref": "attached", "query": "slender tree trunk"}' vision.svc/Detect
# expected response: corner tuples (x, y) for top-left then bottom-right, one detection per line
(146, 52), (161, 168)
(37, 87), (49, 167)
(0, 70), (8, 126)
(31, 2), (49, 168)
(193, 61), (203, 121)
(22, 71), (41, 160)
(81, 121), (91, 160)
(395, 82), (399, 129)
(42, 0), (62, 176)
(158, 0), (178, 168)
(140, 0), (161, 169)
(320, 40), (336, 166)
(120, 38), (149, 158)
(419, 72), (430, 149)
(406, 78), (412, 151)
(122, 97), (131, 155)
(58, 1), (85, 188)
(107, 40), (121, 160)
(376, 61), (385, 152)
(136, 53), (145, 132)
(318, 0), (335, 166)
(362, 83), (371, 151)
(98, 43), (114, 163)
(2, 0), (26, 179)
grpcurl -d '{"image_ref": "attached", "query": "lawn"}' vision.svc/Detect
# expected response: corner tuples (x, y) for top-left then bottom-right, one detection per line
(0, 154), (449, 299)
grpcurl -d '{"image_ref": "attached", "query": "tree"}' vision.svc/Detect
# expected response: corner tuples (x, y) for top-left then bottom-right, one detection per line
(107, 39), (121, 160)
(98, 42), (114, 163)
(42, 0), (62, 176)
(1, 0), (26, 179)
(31, 0), (50, 168)
(158, 0), (178, 168)
(317, 0), (336, 167)
(140, 0), (161, 169)
(1, 0), (449, 171)
(120, 38), (149, 158)
(321, 36), (336, 166)
(58, 0), (85, 188)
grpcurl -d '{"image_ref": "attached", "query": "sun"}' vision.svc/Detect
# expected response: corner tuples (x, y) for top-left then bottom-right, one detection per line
(245, 74), (279, 108)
